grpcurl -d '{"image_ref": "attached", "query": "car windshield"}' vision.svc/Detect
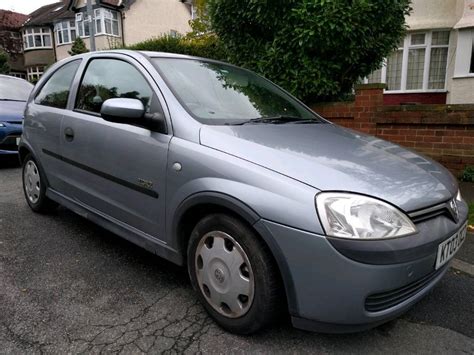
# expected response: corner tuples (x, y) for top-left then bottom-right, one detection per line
(0, 77), (33, 102)
(152, 58), (323, 125)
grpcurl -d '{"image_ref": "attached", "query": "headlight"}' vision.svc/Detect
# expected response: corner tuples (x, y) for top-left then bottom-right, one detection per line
(0, 123), (5, 127)
(316, 192), (417, 240)
(456, 189), (462, 202)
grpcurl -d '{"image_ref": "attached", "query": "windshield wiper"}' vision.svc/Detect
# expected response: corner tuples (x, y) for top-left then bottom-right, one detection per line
(233, 115), (322, 125)
(0, 99), (25, 102)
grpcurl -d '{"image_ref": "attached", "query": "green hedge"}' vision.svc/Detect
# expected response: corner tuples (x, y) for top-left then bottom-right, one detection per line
(126, 34), (227, 61)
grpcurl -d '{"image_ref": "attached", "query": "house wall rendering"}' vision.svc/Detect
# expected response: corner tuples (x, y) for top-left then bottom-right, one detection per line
(122, 0), (192, 46)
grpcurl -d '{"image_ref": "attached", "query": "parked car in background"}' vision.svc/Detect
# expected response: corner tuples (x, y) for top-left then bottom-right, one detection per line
(19, 51), (468, 335)
(0, 75), (33, 155)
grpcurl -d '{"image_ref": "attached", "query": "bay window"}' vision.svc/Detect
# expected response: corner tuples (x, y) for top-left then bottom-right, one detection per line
(366, 30), (450, 92)
(55, 20), (77, 45)
(23, 27), (52, 50)
(76, 8), (120, 38)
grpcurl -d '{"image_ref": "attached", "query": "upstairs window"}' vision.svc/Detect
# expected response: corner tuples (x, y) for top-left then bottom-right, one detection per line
(76, 8), (120, 37)
(365, 30), (450, 92)
(55, 20), (77, 45)
(23, 27), (52, 50)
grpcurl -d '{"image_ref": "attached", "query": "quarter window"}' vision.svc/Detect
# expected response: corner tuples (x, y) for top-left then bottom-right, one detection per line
(35, 61), (81, 109)
(23, 27), (52, 50)
(75, 59), (152, 115)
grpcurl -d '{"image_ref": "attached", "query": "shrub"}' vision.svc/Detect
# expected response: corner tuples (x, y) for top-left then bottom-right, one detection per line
(68, 37), (89, 56)
(127, 33), (227, 61)
(0, 49), (10, 74)
(461, 166), (474, 183)
(207, 0), (411, 102)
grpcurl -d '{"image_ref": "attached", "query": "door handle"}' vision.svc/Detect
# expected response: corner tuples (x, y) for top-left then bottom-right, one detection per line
(64, 127), (74, 142)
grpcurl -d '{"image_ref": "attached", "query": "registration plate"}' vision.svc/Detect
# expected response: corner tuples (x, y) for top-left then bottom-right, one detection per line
(435, 223), (467, 270)
(15, 137), (20, 146)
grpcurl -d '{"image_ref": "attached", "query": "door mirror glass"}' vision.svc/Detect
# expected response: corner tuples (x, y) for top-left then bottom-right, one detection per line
(100, 98), (145, 124)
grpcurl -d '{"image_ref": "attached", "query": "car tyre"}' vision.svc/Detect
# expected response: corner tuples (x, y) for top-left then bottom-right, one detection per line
(22, 154), (57, 213)
(187, 213), (281, 334)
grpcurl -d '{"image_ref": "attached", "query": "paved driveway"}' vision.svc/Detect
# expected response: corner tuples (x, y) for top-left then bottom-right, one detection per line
(1, 161), (473, 354)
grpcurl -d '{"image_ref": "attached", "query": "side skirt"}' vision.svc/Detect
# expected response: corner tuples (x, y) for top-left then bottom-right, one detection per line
(46, 188), (184, 266)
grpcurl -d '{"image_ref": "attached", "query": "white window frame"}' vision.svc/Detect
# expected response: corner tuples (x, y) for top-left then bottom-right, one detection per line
(95, 8), (120, 37)
(365, 30), (450, 93)
(27, 66), (44, 82)
(9, 72), (27, 79)
(76, 15), (91, 38)
(75, 8), (120, 38)
(54, 20), (77, 45)
(453, 29), (474, 78)
(23, 27), (53, 50)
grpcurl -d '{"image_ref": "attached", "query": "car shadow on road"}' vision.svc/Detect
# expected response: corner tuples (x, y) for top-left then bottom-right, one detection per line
(0, 155), (21, 169)
(49, 206), (401, 340)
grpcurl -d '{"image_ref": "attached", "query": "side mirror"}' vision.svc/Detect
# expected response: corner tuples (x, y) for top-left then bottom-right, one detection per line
(101, 98), (145, 125)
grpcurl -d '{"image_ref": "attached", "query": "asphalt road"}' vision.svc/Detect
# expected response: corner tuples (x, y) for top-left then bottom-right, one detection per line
(1, 158), (473, 354)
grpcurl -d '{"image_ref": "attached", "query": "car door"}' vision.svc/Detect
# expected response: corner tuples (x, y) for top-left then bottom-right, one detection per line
(59, 54), (170, 240)
(23, 60), (81, 190)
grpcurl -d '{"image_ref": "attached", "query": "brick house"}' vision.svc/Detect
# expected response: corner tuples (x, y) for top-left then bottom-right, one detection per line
(366, 0), (474, 105)
(0, 9), (29, 78)
(19, 0), (194, 81)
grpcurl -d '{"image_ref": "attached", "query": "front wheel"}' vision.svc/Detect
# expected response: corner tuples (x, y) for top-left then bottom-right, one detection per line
(22, 154), (57, 213)
(187, 213), (281, 334)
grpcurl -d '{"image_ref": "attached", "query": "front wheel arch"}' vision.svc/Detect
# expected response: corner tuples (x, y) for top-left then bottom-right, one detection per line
(172, 192), (294, 315)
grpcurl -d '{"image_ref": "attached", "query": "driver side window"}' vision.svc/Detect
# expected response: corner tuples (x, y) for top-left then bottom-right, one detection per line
(75, 58), (154, 115)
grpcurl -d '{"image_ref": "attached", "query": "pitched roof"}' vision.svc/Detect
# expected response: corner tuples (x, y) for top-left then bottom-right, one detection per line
(0, 10), (29, 30)
(24, 0), (74, 27)
(68, 0), (125, 10)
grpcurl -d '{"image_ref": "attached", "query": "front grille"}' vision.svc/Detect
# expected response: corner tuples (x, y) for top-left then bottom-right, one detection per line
(0, 136), (20, 152)
(408, 201), (452, 224)
(365, 267), (445, 312)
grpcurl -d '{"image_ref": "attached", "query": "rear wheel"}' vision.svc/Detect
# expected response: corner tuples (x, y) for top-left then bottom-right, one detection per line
(22, 154), (57, 213)
(187, 213), (281, 334)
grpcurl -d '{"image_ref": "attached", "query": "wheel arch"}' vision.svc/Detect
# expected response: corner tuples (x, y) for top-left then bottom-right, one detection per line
(172, 192), (294, 314)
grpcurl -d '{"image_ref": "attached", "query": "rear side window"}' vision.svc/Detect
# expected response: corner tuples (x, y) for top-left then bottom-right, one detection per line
(75, 59), (153, 114)
(35, 60), (80, 109)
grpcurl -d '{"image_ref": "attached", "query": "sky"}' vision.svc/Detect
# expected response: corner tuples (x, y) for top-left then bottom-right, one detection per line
(0, 0), (60, 15)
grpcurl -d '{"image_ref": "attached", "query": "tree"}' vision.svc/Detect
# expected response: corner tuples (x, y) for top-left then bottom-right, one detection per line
(0, 50), (10, 74)
(207, 0), (411, 102)
(68, 37), (89, 56)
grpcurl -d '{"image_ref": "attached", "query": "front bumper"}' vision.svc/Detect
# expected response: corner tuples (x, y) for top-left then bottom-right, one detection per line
(254, 201), (468, 333)
(0, 123), (22, 155)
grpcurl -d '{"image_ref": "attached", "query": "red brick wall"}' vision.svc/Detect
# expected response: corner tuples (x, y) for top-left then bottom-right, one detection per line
(383, 92), (447, 105)
(311, 84), (474, 176)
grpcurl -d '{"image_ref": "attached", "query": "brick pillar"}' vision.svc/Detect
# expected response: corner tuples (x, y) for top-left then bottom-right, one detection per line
(352, 83), (386, 135)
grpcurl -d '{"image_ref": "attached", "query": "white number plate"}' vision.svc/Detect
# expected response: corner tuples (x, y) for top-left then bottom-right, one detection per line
(16, 137), (20, 146)
(435, 223), (467, 270)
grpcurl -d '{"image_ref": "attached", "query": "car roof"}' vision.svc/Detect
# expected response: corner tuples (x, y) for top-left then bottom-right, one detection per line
(69, 50), (227, 66)
(0, 74), (33, 85)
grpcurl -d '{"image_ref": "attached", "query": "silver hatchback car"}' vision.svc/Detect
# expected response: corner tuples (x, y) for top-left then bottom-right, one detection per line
(20, 51), (468, 334)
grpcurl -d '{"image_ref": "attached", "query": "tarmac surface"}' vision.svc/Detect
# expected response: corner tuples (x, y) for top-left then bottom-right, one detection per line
(1, 159), (473, 354)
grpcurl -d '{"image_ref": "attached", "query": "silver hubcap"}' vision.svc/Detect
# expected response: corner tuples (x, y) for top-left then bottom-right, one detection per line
(24, 160), (41, 204)
(195, 231), (254, 318)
